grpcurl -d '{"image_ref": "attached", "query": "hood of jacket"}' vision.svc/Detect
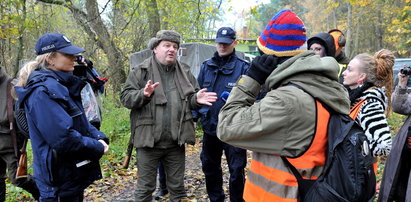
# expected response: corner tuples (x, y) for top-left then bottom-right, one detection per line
(265, 51), (350, 114)
(15, 69), (86, 108)
(307, 33), (336, 57)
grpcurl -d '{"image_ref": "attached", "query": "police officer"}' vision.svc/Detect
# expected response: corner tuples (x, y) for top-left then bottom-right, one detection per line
(193, 27), (249, 202)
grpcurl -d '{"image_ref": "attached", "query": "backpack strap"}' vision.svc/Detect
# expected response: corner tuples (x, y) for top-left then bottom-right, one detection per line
(6, 78), (18, 157)
(349, 99), (367, 120)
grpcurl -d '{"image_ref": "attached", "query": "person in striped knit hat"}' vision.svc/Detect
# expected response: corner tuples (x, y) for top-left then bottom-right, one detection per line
(217, 9), (350, 201)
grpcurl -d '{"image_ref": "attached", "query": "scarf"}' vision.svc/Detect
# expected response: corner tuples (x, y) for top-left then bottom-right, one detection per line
(150, 55), (195, 104)
(347, 82), (374, 104)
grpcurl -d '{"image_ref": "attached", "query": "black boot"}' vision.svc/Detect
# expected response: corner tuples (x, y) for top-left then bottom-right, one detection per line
(16, 177), (40, 201)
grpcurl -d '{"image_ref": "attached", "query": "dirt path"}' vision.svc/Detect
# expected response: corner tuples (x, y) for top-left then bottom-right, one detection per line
(84, 138), (240, 201)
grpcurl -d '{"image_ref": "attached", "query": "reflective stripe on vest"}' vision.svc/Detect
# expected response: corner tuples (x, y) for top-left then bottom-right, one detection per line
(244, 100), (330, 202)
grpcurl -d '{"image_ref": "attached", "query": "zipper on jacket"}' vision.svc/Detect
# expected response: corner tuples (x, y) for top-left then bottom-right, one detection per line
(353, 133), (359, 198)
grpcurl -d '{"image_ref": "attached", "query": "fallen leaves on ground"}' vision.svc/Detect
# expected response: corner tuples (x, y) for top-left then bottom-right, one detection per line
(84, 138), (250, 201)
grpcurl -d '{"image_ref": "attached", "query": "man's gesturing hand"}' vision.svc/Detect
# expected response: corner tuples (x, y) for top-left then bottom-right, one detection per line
(144, 80), (160, 97)
(196, 88), (217, 106)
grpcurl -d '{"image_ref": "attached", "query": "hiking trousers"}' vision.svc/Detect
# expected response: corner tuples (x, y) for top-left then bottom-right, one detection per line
(201, 133), (246, 202)
(135, 146), (186, 202)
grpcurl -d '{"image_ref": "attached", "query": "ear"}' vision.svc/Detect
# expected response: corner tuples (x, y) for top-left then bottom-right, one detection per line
(357, 72), (367, 84)
(45, 54), (52, 64)
(233, 40), (238, 46)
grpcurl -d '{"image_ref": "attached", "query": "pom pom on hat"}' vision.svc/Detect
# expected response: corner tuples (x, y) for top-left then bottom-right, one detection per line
(257, 9), (306, 57)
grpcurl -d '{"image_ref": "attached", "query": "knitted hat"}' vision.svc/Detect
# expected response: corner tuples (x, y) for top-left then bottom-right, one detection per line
(148, 30), (181, 50)
(307, 32), (336, 57)
(257, 9), (306, 57)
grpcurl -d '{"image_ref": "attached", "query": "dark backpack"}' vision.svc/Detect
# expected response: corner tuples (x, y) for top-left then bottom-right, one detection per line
(283, 84), (376, 202)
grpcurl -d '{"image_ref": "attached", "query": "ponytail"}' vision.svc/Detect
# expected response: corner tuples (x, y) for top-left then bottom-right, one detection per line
(11, 53), (53, 99)
(354, 49), (395, 115)
(374, 49), (395, 115)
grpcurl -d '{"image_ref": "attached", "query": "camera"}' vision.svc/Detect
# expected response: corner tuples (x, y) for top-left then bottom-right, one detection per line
(73, 56), (88, 77)
(76, 55), (83, 64)
(400, 65), (411, 75)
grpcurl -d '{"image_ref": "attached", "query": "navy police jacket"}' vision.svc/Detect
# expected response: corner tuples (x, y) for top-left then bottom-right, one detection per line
(15, 69), (107, 198)
(193, 51), (249, 135)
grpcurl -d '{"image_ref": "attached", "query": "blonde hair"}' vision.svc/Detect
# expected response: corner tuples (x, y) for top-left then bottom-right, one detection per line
(354, 49), (395, 114)
(12, 52), (55, 99)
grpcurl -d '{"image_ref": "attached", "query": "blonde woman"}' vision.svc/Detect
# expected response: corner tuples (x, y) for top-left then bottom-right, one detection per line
(14, 33), (109, 202)
(342, 49), (394, 171)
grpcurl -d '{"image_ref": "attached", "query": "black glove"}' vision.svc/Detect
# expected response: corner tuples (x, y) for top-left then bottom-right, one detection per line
(246, 54), (278, 84)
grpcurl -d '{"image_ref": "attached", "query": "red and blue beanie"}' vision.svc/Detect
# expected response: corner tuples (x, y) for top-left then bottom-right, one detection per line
(257, 9), (306, 57)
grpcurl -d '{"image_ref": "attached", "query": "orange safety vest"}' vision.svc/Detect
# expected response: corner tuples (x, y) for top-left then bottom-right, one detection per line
(243, 100), (330, 202)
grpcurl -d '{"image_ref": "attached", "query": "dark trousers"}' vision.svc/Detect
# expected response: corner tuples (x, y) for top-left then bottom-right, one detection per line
(158, 162), (167, 191)
(135, 146), (186, 202)
(0, 151), (39, 201)
(201, 133), (246, 202)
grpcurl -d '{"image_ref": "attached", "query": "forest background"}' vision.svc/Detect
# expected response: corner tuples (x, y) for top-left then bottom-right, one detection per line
(1, 0), (410, 201)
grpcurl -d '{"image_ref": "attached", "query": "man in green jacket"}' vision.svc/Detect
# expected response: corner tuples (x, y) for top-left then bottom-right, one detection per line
(120, 30), (217, 202)
(217, 9), (350, 201)
(0, 66), (39, 201)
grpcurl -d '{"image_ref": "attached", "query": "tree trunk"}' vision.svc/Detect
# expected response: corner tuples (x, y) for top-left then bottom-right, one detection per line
(84, 0), (126, 96)
(375, 7), (383, 50)
(147, 0), (160, 37)
(38, 0), (127, 101)
(15, 0), (27, 77)
(353, 7), (364, 58)
(345, 3), (352, 58)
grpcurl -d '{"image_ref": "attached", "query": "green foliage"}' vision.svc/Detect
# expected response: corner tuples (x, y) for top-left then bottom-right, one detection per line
(98, 93), (131, 172)
(387, 112), (408, 136)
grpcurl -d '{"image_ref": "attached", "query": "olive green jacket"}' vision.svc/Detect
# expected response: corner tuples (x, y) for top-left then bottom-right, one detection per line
(0, 67), (14, 154)
(217, 51), (350, 157)
(120, 56), (201, 148)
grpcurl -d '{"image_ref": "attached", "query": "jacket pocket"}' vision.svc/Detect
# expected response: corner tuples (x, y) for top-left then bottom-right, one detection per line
(40, 148), (56, 186)
(134, 119), (155, 148)
(179, 113), (195, 145)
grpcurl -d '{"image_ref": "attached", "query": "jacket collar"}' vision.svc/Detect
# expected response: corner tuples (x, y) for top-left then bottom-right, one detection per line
(206, 50), (238, 74)
(26, 69), (86, 99)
